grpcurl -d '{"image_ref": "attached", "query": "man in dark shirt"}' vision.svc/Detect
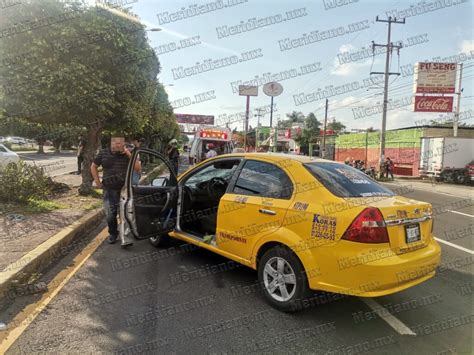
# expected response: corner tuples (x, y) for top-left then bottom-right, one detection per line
(91, 135), (140, 245)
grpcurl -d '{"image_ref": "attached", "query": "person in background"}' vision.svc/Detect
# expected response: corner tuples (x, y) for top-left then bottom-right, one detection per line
(130, 138), (141, 150)
(205, 143), (217, 159)
(77, 135), (86, 174)
(385, 157), (394, 180)
(91, 135), (141, 245)
(127, 138), (142, 185)
(166, 138), (179, 175)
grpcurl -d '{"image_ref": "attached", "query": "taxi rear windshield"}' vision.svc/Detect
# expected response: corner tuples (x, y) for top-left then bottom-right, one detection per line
(304, 162), (394, 198)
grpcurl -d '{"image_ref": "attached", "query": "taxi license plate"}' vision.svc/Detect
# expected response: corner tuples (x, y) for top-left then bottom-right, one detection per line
(405, 223), (421, 243)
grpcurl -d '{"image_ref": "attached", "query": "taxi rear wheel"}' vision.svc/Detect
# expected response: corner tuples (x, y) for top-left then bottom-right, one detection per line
(258, 246), (309, 312)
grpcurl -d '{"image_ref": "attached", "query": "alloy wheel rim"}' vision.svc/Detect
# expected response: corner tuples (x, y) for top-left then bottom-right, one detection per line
(263, 256), (296, 302)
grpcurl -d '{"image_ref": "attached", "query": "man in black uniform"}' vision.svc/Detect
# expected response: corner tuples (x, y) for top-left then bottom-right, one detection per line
(91, 135), (141, 245)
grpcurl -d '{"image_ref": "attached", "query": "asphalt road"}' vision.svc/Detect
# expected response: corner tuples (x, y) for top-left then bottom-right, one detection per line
(1, 181), (472, 354)
(20, 152), (78, 177)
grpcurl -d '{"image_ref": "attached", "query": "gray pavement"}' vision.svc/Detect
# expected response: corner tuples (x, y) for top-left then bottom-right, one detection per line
(1, 173), (472, 354)
(20, 151), (78, 177)
(388, 179), (473, 199)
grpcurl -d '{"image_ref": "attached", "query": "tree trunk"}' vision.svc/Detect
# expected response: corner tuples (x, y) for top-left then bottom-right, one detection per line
(79, 124), (102, 196)
(37, 144), (45, 154)
(53, 140), (62, 153)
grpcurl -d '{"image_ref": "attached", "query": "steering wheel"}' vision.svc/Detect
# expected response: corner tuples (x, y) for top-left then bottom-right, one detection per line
(207, 177), (228, 200)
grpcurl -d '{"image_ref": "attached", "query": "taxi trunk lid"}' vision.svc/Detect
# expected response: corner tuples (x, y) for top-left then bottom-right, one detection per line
(344, 195), (433, 254)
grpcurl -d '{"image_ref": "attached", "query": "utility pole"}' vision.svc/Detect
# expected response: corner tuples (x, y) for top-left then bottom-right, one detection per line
(322, 99), (328, 158)
(365, 128), (369, 167)
(371, 16), (405, 176)
(453, 63), (463, 137)
(243, 96), (250, 151)
(255, 108), (264, 151)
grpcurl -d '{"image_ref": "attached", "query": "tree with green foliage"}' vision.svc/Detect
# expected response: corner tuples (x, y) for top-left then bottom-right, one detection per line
(278, 111), (305, 129)
(327, 119), (346, 133)
(180, 134), (189, 144)
(296, 112), (321, 152)
(140, 83), (180, 154)
(0, 1), (170, 194)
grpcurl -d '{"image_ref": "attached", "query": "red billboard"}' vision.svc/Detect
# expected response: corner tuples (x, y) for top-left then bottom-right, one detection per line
(175, 114), (214, 125)
(414, 96), (453, 112)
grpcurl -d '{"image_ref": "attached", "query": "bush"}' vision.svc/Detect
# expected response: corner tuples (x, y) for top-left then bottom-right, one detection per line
(0, 161), (54, 203)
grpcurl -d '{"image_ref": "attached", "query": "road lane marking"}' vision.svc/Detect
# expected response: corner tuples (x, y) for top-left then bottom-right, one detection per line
(359, 298), (416, 336)
(0, 228), (107, 354)
(435, 237), (474, 255)
(448, 210), (474, 218)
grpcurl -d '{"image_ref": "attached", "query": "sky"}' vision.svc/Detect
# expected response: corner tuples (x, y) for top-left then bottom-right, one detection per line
(124, 0), (473, 132)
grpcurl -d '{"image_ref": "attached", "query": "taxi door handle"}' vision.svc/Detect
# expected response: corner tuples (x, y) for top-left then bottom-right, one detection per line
(259, 209), (276, 216)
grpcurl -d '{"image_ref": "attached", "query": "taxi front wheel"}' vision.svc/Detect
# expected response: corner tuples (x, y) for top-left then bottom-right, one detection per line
(258, 246), (310, 312)
(149, 234), (169, 247)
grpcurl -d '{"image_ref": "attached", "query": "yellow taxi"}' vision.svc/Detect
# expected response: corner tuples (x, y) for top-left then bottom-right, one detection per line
(120, 150), (441, 311)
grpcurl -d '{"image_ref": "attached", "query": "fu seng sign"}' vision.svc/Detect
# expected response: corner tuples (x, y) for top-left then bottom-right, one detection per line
(414, 62), (457, 94)
(414, 96), (453, 113)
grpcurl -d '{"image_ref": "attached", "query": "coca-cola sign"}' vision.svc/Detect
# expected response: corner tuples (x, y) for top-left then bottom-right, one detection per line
(414, 96), (453, 112)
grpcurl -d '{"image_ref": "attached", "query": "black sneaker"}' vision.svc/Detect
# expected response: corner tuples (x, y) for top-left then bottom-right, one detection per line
(107, 235), (118, 244)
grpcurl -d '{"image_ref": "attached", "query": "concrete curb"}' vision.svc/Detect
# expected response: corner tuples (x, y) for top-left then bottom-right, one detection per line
(0, 208), (104, 302)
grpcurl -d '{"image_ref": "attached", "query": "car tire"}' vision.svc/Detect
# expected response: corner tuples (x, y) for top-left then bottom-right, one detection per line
(258, 246), (310, 312)
(149, 234), (169, 248)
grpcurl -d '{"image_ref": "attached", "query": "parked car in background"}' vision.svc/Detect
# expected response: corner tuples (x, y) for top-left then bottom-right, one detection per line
(6, 136), (28, 145)
(0, 143), (20, 170)
(0, 136), (6, 143)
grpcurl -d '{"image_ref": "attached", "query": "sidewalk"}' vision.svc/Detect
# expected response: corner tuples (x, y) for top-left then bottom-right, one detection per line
(387, 178), (473, 199)
(0, 173), (104, 304)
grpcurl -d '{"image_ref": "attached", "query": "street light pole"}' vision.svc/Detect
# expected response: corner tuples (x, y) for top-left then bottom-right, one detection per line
(453, 63), (463, 137)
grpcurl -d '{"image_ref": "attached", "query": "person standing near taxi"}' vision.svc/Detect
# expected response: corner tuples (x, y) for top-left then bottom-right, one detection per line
(91, 135), (141, 245)
(166, 139), (179, 175)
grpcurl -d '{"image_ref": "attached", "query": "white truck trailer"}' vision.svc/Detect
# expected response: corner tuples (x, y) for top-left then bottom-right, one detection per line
(419, 137), (474, 183)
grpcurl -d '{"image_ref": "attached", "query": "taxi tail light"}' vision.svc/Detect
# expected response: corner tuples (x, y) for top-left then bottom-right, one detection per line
(341, 208), (389, 243)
